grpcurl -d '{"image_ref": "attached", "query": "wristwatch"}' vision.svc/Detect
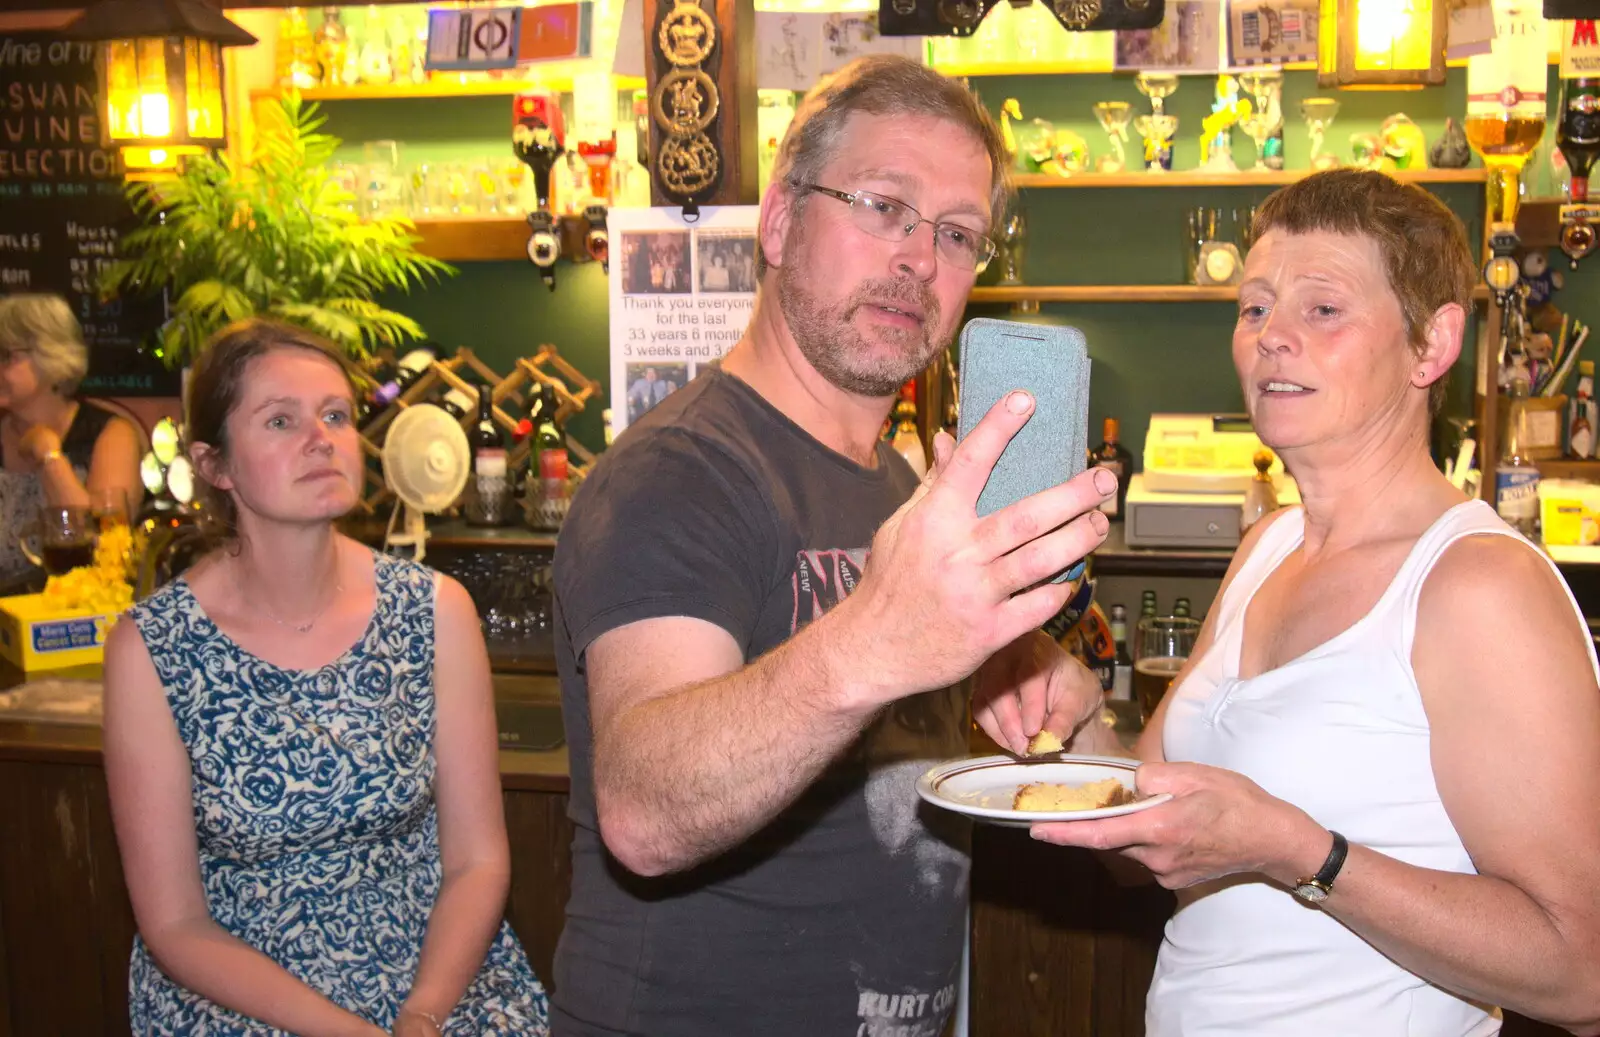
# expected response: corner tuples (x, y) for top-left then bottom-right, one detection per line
(1293, 830), (1348, 905)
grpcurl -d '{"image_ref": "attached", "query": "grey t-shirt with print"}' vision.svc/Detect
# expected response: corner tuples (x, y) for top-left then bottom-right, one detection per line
(552, 367), (970, 1037)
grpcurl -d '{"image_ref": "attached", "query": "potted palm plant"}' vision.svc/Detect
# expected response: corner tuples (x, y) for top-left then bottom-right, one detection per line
(102, 95), (455, 370)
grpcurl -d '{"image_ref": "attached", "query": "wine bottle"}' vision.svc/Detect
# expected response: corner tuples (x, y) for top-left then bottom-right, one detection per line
(367, 344), (436, 414)
(536, 385), (568, 501)
(1558, 77), (1600, 203)
(465, 385), (511, 527)
(438, 386), (476, 420)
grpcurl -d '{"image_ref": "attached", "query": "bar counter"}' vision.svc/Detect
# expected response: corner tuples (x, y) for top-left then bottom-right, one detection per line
(0, 680), (1570, 1035)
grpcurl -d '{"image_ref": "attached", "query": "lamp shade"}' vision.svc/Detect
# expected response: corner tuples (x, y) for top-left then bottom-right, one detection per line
(59, 0), (257, 48)
(1318, 0), (1448, 89)
(59, 0), (255, 163)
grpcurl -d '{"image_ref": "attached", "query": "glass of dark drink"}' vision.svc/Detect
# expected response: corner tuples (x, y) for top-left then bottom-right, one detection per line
(20, 506), (97, 575)
(1133, 615), (1200, 725)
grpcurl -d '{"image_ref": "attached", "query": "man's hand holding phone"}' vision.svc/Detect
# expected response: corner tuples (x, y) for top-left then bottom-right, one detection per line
(831, 390), (1115, 712)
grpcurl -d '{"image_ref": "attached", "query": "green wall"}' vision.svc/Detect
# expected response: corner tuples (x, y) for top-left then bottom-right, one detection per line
(321, 65), (1598, 462)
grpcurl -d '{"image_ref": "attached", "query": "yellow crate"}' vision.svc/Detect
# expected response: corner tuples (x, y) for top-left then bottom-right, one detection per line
(0, 594), (117, 671)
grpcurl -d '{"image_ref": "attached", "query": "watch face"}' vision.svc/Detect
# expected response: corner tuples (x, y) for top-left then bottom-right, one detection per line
(1294, 881), (1329, 904)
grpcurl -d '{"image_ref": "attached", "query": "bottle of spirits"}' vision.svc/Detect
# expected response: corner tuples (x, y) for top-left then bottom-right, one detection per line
(1091, 417), (1134, 519)
(890, 380), (928, 478)
(1569, 361), (1597, 459)
(276, 7), (318, 90)
(1174, 597), (1192, 618)
(1239, 448), (1280, 533)
(1140, 590), (1157, 621)
(1464, 0), (1549, 226)
(1557, 77), (1600, 204)
(312, 7), (348, 87)
(1496, 377), (1542, 538)
(1109, 604), (1133, 702)
(465, 385), (511, 527)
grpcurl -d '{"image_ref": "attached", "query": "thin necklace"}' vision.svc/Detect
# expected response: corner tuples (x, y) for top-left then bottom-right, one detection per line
(239, 557), (343, 634)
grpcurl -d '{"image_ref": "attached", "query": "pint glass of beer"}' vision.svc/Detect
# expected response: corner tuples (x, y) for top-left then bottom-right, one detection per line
(1134, 615), (1200, 725)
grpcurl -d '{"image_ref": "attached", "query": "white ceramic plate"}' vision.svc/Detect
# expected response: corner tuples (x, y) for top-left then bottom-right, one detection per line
(916, 754), (1173, 828)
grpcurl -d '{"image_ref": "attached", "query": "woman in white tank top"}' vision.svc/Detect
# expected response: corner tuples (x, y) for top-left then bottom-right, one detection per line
(973, 171), (1600, 1035)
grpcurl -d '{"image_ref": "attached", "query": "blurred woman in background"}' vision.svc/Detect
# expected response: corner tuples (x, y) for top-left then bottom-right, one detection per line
(0, 294), (143, 585)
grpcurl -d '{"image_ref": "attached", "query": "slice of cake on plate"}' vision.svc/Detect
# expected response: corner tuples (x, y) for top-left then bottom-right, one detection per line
(1013, 777), (1133, 812)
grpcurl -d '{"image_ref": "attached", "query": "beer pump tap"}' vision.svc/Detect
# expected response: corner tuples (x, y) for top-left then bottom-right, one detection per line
(1482, 227), (1523, 312)
(1482, 227), (1532, 384)
(513, 90), (565, 291)
(583, 204), (610, 273)
(526, 210), (560, 290)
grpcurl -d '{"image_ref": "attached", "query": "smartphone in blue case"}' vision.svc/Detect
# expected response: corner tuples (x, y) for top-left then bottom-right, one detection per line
(955, 318), (1092, 582)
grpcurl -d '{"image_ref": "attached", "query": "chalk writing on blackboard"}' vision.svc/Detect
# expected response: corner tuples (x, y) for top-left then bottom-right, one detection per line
(0, 31), (175, 396)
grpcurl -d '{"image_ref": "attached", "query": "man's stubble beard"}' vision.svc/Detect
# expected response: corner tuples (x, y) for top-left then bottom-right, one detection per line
(775, 220), (950, 398)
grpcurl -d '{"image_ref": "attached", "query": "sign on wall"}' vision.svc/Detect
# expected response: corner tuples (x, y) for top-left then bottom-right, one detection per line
(607, 205), (760, 435)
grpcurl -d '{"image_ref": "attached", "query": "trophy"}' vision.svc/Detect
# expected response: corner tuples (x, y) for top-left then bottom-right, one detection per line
(1135, 72), (1179, 172)
(996, 208), (1027, 286)
(1092, 101), (1133, 173)
(1199, 75), (1245, 173)
(1300, 97), (1341, 171)
(1237, 70), (1285, 173)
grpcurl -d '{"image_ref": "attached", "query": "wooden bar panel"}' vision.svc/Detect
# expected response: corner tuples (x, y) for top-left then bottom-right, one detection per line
(88, 764), (137, 1037)
(501, 790), (575, 995)
(0, 760), (133, 1037)
(968, 826), (1172, 1037)
(0, 882), (10, 1037)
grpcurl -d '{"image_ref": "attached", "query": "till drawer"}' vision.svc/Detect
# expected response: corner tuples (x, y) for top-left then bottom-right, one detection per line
(1125, 500), (1243, 548)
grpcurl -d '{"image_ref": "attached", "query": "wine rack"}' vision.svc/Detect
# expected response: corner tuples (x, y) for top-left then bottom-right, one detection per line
(354, 343), (601, 515)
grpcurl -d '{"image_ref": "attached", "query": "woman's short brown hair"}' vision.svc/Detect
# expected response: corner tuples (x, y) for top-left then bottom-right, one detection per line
(185, 318), (361, 542)
(1252, 169), (1477, 415)
(758, 54), (1012, 278)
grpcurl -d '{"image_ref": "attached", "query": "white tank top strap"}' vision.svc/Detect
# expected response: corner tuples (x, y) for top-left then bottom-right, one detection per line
(1390, 500), (1599, 680)
(1209, 507), (1307, 638)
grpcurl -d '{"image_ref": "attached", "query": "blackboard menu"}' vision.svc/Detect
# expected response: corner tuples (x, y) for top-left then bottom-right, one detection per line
(0, 30), (178, 396)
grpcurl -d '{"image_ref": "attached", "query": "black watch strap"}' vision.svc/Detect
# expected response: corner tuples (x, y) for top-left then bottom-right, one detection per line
(1314, 830), (1349, 890)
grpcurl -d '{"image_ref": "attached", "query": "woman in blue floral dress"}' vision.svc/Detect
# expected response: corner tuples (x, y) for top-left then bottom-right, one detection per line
(103, 319), (549, 1037)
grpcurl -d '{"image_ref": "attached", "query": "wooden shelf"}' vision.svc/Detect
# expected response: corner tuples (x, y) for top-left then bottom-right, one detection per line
(413, 217), (529, 261)
(1532, 459), (1600, 481)
(970, 284), (1492, 305)
(1013, 168), (1489, 189)
(931, 52), (1558, 78)
(409, 214), (599, 262)
(250, 72), (644, 102)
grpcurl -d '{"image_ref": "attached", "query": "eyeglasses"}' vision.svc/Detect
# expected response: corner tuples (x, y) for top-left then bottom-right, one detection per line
(797, 184), (997, 274)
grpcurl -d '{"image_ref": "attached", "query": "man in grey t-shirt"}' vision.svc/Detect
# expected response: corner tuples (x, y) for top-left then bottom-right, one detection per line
(552, 56), (1116, 1036)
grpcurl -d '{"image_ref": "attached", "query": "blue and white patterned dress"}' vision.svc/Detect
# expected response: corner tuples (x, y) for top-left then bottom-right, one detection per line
(125, 551), (549, 1036)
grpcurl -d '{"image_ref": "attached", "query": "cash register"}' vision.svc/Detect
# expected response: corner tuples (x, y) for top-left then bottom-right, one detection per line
(1124, 413), (1300, 548)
